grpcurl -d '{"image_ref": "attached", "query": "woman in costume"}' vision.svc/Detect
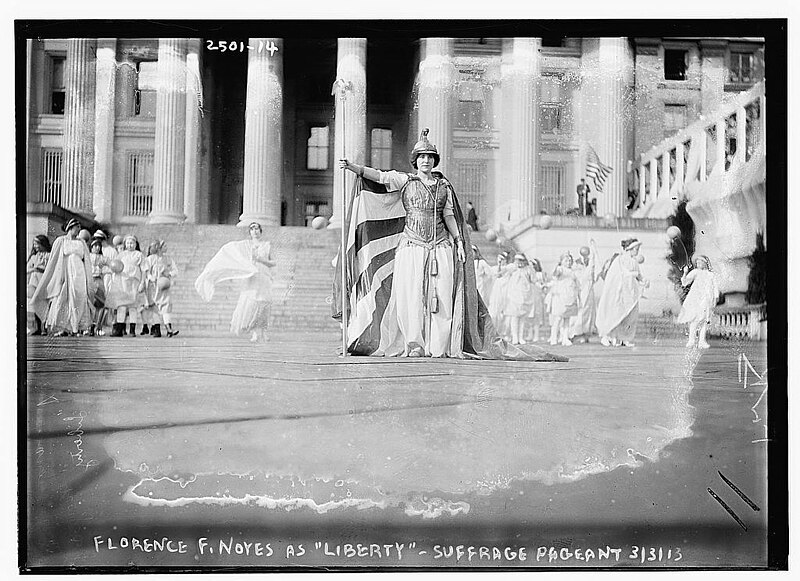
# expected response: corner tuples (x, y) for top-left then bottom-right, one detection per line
(195, 222), (275, 343)
(143, 240), (180, 338)
(106, 234), (144, 337)
(337, 129), (564, 361)
(677, 255), (719, 349)
(26, 234), (51, 335)
(471, 244), (494, 304)
(596, 238), (649, 347)
(546, 253), (580, 346)
(569, 239), (599, 343)
(339, 130), (466, 357)
(30, 218), (94, 337)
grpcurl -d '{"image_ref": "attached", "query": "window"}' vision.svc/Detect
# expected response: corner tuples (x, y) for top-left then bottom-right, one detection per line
(456, 76), (485, 129)
(541, 38), (566, 48)
(664, 104), (687, 138)
(453, 160), (487, 209)
(134, 61), (158, 117)
(664, 49), (687, 81)
(729, 52), (754, 84)
(40, 148), (63, 204)
(306, 126), (330, 170)
(538, 164), (566, 214)
(370, 128), (392, 170)
(126, 151), (155, 216)
(539, 74), (564, 134)
(304, 201), (329, 226)
(49, 56), (66, 115)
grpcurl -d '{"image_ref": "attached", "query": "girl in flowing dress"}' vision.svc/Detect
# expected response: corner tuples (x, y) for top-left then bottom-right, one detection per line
(546, 253), (580, 346)
(488, 252), (513, 342)
(26, 235), (51, 335)
(596, 238), (649, 347)
(504, 254), (534, 345)
(677, 255), (719, 349)
(524, 258), (547, 343)
(30, 218), (94, 336)
(472, 244), (494, 305)
(195, 222), (276, 343)
(569, 239), (599, 343)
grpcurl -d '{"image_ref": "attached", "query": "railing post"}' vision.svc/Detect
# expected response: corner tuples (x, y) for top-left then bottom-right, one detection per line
(649, 158), (659, 201)
(715, 119), (726, 175)
(736, 106), (747, 165)
(638, 159), (647, 207)
(698, 129), (707, 182)
(661, 152), (671, 199)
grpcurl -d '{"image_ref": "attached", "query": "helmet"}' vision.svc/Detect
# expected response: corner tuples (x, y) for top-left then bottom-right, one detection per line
(409, 128), (440, 169)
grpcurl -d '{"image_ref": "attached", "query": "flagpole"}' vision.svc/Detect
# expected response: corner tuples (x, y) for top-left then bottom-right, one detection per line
(335, 79), (351, 358)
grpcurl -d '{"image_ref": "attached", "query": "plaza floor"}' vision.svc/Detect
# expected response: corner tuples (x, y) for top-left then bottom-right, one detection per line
(22, 330), (769, 570)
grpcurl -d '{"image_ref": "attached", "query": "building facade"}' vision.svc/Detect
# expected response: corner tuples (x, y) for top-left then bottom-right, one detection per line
(25, 36), (765, 231)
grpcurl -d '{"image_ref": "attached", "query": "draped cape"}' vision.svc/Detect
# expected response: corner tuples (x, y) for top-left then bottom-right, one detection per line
(195, 239), (262, 302)
(29, 235), (94, 323)
(332, 175), (566, 362)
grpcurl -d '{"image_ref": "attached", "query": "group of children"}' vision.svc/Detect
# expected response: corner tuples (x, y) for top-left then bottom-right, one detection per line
(27, 219), (179, 338)
(474, 241), (599, 347)
(473, 237), (719, 349)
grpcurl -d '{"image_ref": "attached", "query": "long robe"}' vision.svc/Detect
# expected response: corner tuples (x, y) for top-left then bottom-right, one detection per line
(332, 175), (566, 362)
(595, 254), (644, 342)
(30, 236), (94, 333)
(569, 259), (597, 338)
(677, 269), (719, 325)
(195, 239), (273, 335)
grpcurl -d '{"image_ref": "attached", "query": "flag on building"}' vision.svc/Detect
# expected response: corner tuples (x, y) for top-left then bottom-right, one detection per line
(586, 145), (613, 193)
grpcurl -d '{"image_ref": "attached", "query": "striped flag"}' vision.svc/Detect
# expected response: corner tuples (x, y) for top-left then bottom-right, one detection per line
(586, 145), (613, 192)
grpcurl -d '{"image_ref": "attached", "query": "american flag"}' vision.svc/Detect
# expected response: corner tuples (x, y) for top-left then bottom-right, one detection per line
(586, 145), (613, 193)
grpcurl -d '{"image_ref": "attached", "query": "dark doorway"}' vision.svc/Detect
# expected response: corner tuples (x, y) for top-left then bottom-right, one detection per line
(204, 49), (247, 224)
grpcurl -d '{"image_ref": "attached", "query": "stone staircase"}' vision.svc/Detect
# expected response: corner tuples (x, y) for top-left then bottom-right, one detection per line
(92, 224), (682, 341)
(122, 225), (341, 332)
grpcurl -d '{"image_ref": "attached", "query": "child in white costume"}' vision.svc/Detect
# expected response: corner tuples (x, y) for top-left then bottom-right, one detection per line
(504, 254), (534, 345)
(546, 253), (580, 346)
(524, 258), (547, 343)
(106, 234), (143, 337)
(677, 255), (719, 349)
(143, 240), (180, 338)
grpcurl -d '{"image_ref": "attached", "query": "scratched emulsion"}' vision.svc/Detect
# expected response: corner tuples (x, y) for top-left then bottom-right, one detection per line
(101, 347), (694, 519)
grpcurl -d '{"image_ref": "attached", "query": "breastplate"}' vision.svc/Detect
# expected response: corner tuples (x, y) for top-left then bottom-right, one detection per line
(402, 179), (448, 243)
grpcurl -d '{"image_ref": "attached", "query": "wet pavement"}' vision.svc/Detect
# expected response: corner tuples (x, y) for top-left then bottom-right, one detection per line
(23, 331), (769, 570)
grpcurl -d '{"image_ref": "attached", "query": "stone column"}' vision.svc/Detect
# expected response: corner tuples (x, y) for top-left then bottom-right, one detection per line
(504, 38), (540, 220)
(416, 38), (455, 176)
(149, 38), (187, 224)
(238, 38), (283, 227)
(329, 38), (367, 230)
(582, 38), (634, 217)
(62, 39), (97, 215)
(92, 38), (117, 222)
(184, 38), (204, 224)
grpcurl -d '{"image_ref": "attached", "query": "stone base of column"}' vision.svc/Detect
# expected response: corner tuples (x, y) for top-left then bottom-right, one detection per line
(237, 214), (279, 228)
(65, 208), (97, 221)
(147, 211), (186, 225)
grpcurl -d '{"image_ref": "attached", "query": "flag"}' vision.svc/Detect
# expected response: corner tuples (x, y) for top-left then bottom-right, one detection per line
(586, 145), (613, 193)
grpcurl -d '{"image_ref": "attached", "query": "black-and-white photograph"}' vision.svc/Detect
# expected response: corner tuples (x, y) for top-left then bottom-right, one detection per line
(16, 14), (787, 572)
